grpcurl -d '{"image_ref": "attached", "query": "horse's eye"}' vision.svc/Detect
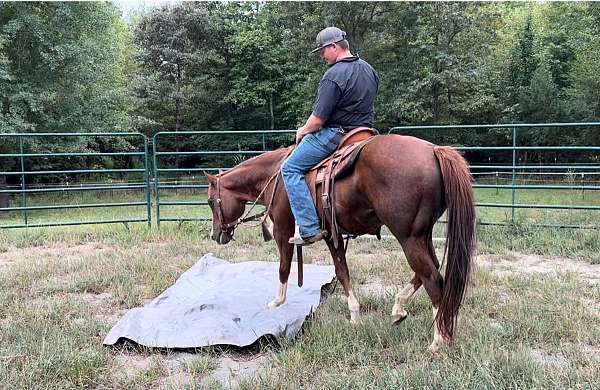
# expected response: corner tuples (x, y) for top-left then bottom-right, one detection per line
(207, 198), (214, 208)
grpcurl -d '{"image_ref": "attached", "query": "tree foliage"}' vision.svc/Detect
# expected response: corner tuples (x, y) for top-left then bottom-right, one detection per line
(0, 2), (130, 133)
(1, 1), (599, 173)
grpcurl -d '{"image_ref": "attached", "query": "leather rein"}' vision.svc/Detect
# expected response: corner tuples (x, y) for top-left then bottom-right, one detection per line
(210, 147), (304, 288)
(212, 167), (281, 234)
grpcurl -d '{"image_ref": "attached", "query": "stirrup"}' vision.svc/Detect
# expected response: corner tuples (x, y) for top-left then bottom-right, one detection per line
(288, 230), (328, 246)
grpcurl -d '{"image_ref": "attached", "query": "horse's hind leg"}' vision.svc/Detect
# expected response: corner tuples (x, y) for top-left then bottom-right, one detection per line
(399, 234), (448, 352)
(391, 274), (421, 323)
(391, 229), (436, 323)
(326, 237), (360, 323)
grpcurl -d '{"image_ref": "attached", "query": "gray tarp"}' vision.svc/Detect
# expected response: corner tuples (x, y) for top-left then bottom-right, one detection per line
(103, 254), (335, 348)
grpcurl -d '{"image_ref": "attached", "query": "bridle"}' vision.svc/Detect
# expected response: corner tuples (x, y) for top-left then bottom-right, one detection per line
(208, 176), (232, 234)
(209, 168), (281, 236)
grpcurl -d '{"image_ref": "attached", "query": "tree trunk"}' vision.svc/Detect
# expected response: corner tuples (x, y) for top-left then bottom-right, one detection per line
(269, 91), (274, 130)
(174, 63), (183, 169)
(175, 64), (182, 131)
(0, 175), (9, 209)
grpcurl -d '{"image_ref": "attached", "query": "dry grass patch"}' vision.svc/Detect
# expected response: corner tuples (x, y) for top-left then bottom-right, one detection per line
(1, 225), (599, 389)
(477, 251), (600, 284)
(103, 349), (271, 389)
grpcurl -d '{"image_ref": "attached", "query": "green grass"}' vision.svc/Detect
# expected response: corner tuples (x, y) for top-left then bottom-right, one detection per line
(476, 223), (600, 264)
(1, 183), (599, 228)
(0, 223), (598, 389)
(185, 355), (219, 377)
(243, 248), (600, 389)
(475, 187), (600, 227)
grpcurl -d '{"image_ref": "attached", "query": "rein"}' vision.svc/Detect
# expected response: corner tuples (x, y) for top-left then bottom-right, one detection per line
(215, 168), (281, 232)
(212, 147), (304, 287)
(215, 147), (294, 232)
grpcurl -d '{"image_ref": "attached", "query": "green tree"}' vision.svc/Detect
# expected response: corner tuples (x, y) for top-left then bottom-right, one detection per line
(131, 3), (213, 134)
(521, 54), (559, 123)
(0, 2), (131, 133)
(0, 2), (134, 179)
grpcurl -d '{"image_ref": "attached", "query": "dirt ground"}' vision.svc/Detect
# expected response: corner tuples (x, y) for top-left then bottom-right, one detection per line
(476, 251), (600, 285)
(1, 243), (598, 387)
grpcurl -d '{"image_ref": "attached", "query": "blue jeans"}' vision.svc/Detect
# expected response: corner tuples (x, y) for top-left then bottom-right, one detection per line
(281, 127), (344, 238)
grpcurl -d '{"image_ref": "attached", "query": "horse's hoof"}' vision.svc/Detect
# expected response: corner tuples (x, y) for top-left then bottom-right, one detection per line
(427, 343), (442, 355)
(267, 300), (283, 309)
(350, 310), (361, 324)
(391, 307), (408, 325)
(392, 313), (407, 325)
(427, 338), (450, 355)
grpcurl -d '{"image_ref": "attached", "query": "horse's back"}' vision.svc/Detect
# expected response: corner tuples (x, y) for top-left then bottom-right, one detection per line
(358, 135), (442, 187)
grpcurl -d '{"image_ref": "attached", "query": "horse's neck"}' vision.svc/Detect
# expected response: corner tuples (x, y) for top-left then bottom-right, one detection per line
(222, 148), (289, 202)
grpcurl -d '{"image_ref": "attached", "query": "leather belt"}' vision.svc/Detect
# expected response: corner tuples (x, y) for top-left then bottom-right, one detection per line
(335, 126), (358, 134)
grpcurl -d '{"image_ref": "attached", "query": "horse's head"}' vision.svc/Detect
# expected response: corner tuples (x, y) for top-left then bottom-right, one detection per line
(205, 172), (246, 244)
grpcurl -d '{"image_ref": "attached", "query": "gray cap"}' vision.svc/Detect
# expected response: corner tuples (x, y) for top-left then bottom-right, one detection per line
(311, 27), (347, 53)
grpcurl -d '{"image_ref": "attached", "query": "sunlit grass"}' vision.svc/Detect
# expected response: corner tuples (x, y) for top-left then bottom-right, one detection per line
(1, 178), (599, 229)
(0, 221), (598, 389)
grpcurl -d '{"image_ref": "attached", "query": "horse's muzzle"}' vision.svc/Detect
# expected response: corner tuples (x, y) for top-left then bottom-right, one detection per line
(212, 229), (233, 245)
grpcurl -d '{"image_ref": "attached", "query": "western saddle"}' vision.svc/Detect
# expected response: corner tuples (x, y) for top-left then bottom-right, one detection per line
(305, 127), (379, 249)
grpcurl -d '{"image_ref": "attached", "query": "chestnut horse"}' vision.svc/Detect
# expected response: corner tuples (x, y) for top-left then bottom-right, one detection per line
(204, 134), (475, 352)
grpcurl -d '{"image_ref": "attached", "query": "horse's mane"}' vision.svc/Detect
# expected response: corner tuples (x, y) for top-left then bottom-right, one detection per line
(218, 146), (293, 177)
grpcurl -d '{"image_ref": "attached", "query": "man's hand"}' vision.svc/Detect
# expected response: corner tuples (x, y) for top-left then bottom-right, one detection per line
(295, 114), (325, 145)
(296, 126), (309, 144)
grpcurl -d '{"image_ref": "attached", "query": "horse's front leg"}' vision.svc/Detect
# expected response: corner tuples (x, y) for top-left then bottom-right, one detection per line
(326, 237), (360, 323)
(267, 225), (294, 309)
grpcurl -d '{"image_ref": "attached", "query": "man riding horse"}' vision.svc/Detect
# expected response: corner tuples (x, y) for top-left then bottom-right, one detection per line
(205, 27), (475, 353)
(281, 27), (379, 246)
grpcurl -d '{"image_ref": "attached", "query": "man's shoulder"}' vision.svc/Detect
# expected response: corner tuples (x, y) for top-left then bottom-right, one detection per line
(330, 57), (375, 72)
(322, 57), (362, 81)
(354, 58), (376, 73)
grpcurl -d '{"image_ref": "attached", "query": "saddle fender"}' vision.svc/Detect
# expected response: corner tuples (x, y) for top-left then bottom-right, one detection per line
(304, 127), (379, 247)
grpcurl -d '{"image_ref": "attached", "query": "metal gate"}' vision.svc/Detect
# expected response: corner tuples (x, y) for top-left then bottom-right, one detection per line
(152, 130), (294, 226)
(389, 122), (600, 229)
(1, 122), (597, 230)
(0, 132), (151, 229)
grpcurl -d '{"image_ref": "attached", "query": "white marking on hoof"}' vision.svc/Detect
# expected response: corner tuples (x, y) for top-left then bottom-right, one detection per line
(391, 303), (408, 318)
(267, 299), (283, 309)
(347, 290), (360, 324)
(428, 307), (450, 353)
(391, 310), (408, 324)
(427, 341), (442, 354)
(267, 282), (287, 309)
(391, 282), (419, 320)
(427, 334), (449, 354)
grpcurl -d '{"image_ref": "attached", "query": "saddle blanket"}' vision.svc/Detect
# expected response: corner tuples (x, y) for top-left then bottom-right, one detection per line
(103, 254), (335, 348)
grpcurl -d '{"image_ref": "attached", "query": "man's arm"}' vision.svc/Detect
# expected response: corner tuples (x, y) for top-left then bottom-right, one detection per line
(296, 77), (340, 144)
(296, 114), (325, 144)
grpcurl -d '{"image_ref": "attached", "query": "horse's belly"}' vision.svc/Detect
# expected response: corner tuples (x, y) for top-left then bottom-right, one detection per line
(333, 180), (382, 235)
(336, 207), (382, 235)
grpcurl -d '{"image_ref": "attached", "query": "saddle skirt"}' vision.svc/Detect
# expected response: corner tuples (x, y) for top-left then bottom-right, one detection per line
(305, 127), (379, 247)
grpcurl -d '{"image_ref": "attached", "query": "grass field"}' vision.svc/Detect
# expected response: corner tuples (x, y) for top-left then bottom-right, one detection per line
(0, 181), (599, 388)
(2, 183), (599, 227)
(0, 218), (599, 389)
(2, 185), (599, 264)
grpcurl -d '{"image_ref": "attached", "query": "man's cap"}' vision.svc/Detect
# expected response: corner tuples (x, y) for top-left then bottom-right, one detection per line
(311, 27), (347, 53)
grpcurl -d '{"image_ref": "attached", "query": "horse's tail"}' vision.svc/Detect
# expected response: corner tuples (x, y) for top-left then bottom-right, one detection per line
(433, 146), (476, 339)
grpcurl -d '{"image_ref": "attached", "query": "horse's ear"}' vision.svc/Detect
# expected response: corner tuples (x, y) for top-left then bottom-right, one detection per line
(204, 171), (217, 185)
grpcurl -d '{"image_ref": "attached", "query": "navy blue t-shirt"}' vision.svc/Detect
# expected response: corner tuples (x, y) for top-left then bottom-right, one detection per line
(312, 56), (379, 129)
